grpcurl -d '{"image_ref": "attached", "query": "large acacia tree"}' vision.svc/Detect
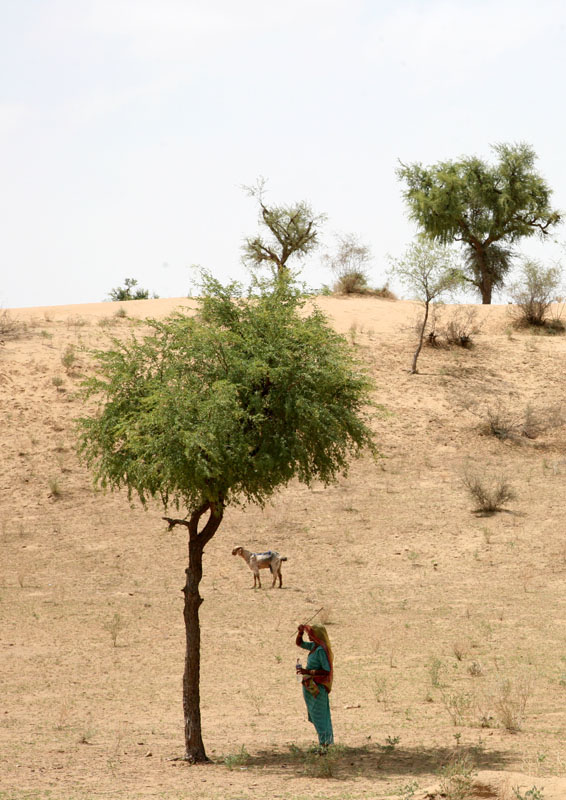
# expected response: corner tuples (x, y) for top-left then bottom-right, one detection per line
(76, 272), (375, 762)
(397, 143), (561, 304)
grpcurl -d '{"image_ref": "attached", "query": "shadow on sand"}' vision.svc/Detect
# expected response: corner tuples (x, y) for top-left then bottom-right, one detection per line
(245, 741), (514, 781)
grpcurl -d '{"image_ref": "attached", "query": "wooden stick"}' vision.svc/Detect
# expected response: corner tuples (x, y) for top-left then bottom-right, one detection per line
(293, 607), (324, 638)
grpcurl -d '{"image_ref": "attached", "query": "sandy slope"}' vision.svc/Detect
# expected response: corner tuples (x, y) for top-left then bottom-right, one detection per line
(1, 295), (565, 800)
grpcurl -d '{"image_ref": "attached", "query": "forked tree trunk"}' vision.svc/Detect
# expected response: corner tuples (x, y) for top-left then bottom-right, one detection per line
(163, 501), (224, 763)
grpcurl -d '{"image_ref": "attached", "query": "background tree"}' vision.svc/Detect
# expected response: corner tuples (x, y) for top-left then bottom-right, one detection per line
(76, 271), (375, 763)
(397, 143), (561, 304)
(324, 233), (374, 294)
(388, 241), (462, 373)
(107, 277), (157, 301)
(242, 179), (325, 278)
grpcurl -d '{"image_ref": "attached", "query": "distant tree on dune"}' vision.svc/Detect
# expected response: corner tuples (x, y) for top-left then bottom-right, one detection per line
(397, 143), (561, 304)
(242, 178), (325, 279)
(107, 278), (157, 301)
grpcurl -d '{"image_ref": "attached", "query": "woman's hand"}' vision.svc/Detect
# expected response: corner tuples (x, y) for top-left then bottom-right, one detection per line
(297, 624), (305, 634)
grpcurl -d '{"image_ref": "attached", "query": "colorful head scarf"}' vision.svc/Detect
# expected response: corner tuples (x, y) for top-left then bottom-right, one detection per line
(304, 624), (334, 693)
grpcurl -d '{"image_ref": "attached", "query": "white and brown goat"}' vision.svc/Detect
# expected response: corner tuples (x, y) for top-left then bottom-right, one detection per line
(232, 546), (287, 588)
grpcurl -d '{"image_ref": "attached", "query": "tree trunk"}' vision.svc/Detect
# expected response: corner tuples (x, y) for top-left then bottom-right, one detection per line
(411, 300), (429, 374)
(479, 273), (493, 304)
(164, 502), (224, 763)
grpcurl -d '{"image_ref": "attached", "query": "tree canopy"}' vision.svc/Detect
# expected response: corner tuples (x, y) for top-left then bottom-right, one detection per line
(76, 271), (375, 762)
(397, 143), (562, 304)
(242, 180), (325, 277)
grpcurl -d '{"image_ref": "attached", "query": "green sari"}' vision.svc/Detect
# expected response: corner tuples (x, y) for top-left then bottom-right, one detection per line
(298, 625), (334, 746)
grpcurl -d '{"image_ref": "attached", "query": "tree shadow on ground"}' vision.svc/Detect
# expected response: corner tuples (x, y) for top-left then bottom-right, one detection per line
(246, 742), (514, 781)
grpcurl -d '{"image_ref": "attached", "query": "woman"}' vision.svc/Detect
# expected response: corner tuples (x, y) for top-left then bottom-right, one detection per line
(296, 623), (334, 747)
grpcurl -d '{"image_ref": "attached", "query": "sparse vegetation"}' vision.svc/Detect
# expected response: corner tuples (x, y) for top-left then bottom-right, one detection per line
(107, 278), (157, 301)
(61, 344), (77, 372)
(103, 612), (126, 647)
(494, 677), (533, 732)
(508, 259), (563, 328)
(48, 477), (62, 498)
(0, 309), (25, 339)
(223, 744), (250, 770)
(513, 785), (545, 799)
(438, 753), (476, 800)
(462, 470), (515, 514)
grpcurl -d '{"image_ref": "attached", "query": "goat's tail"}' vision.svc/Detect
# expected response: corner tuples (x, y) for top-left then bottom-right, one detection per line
(281, 557), (288, 561)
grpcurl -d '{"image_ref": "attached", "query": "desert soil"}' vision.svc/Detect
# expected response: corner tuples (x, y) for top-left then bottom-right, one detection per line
(1, 295), (565, 800)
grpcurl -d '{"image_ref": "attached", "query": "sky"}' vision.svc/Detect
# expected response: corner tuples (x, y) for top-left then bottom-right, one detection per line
(2, 0), (566, 308)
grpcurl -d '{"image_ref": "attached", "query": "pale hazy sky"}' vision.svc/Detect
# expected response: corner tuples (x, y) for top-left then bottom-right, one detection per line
(2, 0), (566, 308)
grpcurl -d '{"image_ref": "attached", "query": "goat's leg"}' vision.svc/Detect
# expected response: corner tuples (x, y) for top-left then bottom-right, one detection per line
(278, 566), (283, 588)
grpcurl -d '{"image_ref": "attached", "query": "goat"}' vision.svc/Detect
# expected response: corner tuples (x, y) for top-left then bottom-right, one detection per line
(232, 546), (287, 588)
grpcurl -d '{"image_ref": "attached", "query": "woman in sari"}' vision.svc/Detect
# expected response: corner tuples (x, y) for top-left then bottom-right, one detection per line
(296, 623), (334, 747)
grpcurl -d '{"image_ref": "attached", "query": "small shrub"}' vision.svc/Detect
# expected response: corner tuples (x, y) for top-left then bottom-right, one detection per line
(223, 744), (250, 770)
(48, 477), (62, 499)
(334, 270), (371, 294)
(468, 661), (484, 677)
(374, 283), (397, 300)
(287, 743), (344, 778)
(440, 689), (473, 725)
(61, 344), (77, 372)
(0, 309), (25, 339)
(438, 753), (476, 800)
(103, 612), (126, 647)
(494, 677), (532, 732)
(304, 744), (344, 778)
(508, 259), (563, 328)
(52, 375), (65, 390)
(441, 306), (481, 347)
(462, 471), (515, 514)
(513, 786), (545, 800)
(452, 641), (469, 662)
(107, 278), (157, 301)
(428, 657), (445, 688)
(114, 307), (128, 318)
(396, 781), (419, 800)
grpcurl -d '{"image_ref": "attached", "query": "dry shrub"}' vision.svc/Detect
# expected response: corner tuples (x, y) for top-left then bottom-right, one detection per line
(334, 270), (370, 294)
(440, 306), (481, 348)
(462, 471), (515, 514)
(438, 753), (476, 800)
(467, 400), (564, 443)
(494, 677), (533, 733)
(333, 273), (396, 298)
(508, 259), (563, 329)
(0, 309), (25, 340)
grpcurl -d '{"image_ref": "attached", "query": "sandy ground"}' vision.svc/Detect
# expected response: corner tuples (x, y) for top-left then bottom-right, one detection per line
(1, 295), (565, 800)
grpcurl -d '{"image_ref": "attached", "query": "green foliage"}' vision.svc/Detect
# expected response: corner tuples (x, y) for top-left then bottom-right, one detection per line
(242, 180), (325, 277)
(107, 278), (157, 301)
(513, 786), (545, 800)
(77, 272), (376, 514)
(223, 745), (250, 770)
(388, 240), (462, 302)
(397, 143), (561, 303)
(388, 240), (463, 372)
(438, 753), (476, 800)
